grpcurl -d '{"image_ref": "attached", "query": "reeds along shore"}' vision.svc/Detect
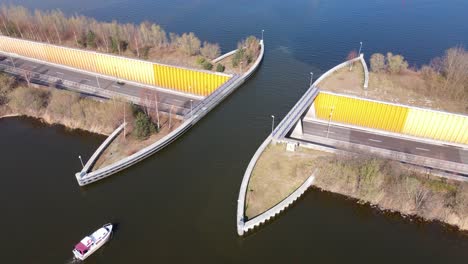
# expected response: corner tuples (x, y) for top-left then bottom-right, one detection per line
(0, 74), (132, 135)
(313, 155), (468, 231)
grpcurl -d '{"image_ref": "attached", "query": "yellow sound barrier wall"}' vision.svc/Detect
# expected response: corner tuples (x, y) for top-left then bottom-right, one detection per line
(0, 36), (230, 96)
(314, 92), (468, 145)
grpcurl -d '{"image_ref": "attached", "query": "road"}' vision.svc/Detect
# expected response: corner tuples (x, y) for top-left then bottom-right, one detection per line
(301, 120), (468, 164)
(0, 54), (200, 116)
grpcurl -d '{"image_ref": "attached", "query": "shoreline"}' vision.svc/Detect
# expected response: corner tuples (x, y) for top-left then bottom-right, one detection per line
(0, 111), (111, 136)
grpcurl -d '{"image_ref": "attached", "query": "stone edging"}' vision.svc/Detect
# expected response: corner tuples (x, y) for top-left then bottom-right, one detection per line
(77, 122), (126, 179)
(242, 170), (317, 235)
(360, 54), (369, 88)
(236, 135), (272, 235)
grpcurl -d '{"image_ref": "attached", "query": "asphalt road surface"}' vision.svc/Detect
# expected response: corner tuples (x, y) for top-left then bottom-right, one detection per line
(0, 54), (200, 115)
(301, 120), (468, 164)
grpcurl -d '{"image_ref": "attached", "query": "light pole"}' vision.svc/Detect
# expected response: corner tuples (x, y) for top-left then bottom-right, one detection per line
(8, 53), (17, 70)
(326, 107), (334, 138)
(271, 115), (275, 135)
(78, 155), (84, 168)
(310, 72), (314, 87)
(261, 29), (264, 41)
(91, 58), (101, 90)
(358, 41), (363, 55)
(190, 99), (193, 117)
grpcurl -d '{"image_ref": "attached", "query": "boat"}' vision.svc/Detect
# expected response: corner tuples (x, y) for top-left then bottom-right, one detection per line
(72, 223), (113, 260)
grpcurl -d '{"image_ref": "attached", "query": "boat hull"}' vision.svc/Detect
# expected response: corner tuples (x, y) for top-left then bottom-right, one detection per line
(73, 224), (112, 260)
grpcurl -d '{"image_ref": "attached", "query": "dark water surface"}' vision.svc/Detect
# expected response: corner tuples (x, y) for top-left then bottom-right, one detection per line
(1, 0), (468, 263)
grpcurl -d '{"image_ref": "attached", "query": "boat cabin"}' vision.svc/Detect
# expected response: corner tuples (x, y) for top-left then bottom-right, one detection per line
(74, 236), (93, 255)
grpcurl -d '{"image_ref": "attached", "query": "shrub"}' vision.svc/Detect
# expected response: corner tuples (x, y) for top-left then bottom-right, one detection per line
(231, 48), (245, 67)
(216, 63), (225, 72)
(386, 52), (408, 74)
(202, 61), (213, 70)
(200, 41), (220, 60)
(370, 53), (386, 72)
(133, 111), (155, 139)
(8, 86), (50, 113)
(196, 57), (206, 65)
(47, 89), (80, 119)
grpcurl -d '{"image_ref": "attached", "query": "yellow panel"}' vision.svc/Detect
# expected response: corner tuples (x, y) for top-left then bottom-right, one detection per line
(0, 36), (230, 96)
(401, 107), (468, 144)
(314, 93), (409, 133)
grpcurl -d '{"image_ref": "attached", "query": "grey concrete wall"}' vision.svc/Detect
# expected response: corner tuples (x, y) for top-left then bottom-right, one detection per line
(360, 54), (369, 88)
(212, 49), (237, 64)
(76, 122), (126, 180)
(76, 41), (265, 186)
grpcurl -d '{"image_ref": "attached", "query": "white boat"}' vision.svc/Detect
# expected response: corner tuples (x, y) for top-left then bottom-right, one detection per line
(72, 223), (113, 260)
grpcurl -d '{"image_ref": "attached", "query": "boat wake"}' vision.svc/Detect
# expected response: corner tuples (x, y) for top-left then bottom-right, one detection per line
(65, 257), (82, 264)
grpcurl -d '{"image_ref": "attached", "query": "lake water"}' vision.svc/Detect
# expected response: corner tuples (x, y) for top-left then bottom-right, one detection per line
(1, 0), (468, 263)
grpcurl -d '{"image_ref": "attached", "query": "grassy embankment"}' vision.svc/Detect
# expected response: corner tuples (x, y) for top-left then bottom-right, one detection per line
(246, 143), (468, 230)
(0, 73), (130, 135)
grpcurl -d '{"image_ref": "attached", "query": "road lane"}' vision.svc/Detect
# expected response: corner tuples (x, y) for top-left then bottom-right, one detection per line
(0, 55), (201, 116)
(301, 120), (467, 164)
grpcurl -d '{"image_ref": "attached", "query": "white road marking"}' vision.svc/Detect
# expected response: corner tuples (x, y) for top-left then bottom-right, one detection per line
(415, 147), (430, 152)
(324, 130), (335, 134)
(368, 139), (382, 143)
(112, 85), (120, 89)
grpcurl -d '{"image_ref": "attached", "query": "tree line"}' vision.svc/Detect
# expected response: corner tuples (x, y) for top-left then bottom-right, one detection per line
(0, 5), (221, 61)
(370, 47), (468, 102)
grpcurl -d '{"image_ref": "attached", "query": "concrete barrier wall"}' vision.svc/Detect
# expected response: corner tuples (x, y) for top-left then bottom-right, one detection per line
(314, 92), (468, 145)
(0, 35), (231, 96)
(75, 40), (265, 186)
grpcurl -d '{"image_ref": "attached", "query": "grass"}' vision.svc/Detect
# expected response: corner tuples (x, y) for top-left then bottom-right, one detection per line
(245, 143), (468, 230)
(92, 114), (182, 171)
(318, 62), (467, 114)
(245, 143), (331, 219)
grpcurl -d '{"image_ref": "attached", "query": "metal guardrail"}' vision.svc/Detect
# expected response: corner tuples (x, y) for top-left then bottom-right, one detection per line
(272, 86), (319, 140)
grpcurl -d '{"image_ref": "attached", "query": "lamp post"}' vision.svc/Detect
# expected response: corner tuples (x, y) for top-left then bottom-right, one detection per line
(8, 53), (17, 69)
(271, 115), (275, 135)
(190, 99), (193, 117)
(91, 58), (101, 90)
(78, 155), (84, 168)
(310, 72), (314, 87)
(358, 41), (363, 55)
